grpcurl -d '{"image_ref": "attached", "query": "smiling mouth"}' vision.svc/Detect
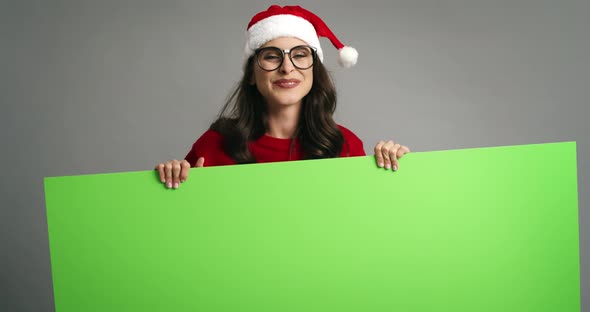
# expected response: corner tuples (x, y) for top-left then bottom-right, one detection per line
(274, 80), (300, 88)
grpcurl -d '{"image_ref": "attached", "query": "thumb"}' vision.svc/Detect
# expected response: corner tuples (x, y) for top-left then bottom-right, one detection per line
(196, 157), (205, 168)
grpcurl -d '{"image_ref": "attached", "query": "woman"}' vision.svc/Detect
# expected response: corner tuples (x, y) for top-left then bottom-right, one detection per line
(156, 5), (410, 189)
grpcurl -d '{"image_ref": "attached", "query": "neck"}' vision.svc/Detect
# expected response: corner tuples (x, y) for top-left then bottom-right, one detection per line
(265, 103), (301, 139)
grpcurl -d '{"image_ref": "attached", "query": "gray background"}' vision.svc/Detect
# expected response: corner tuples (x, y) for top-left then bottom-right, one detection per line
(1, 0), (588, 310)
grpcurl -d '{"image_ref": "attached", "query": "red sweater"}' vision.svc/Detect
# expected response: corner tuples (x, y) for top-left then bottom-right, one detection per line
(184, 125), (366, 167)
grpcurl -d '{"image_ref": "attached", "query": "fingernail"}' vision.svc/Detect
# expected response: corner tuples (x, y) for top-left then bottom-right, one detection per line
(174, 182), (179, 189)
(385, 164), (391, 170)
(161, 179), (165, 183)
(378, 162), (384, 168)
(166, 182), (172, 189)
(394, 165), (398, 171)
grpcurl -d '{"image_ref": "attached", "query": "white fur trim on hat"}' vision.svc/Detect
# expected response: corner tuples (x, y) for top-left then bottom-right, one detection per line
(244, 14), (324, 63)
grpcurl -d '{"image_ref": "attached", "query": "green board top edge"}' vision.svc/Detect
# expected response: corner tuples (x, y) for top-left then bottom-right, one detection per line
(43, 141), (577, 181)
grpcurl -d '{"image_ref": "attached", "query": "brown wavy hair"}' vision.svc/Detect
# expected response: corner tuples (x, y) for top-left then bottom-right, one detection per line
(210, 56), (344, 164)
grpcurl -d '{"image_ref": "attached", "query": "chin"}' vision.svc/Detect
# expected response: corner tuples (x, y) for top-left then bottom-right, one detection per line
(268, 95), (304, 107)
(283, 98), (306, 106)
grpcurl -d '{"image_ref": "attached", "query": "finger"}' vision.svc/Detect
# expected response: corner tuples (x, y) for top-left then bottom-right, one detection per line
(180, 160), (190, 183)
(374, 141), (385, 167)
(155, 163), (165, 183)
(171, 159), (181, 189)
(397, 145), (411, 159)
(390, 144), (401, 171)
(164, 162), (173, 189)
(381, 141), (394, 170)
(196, 157), (205, 168)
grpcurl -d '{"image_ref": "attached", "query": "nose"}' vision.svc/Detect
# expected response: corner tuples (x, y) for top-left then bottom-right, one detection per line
(279, 53), (295, 73)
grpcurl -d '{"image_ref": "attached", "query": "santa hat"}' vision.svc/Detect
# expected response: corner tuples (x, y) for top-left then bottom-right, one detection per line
(244, 5), (359, 68)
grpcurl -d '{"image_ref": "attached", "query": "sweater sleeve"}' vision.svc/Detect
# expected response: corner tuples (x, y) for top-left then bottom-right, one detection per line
(184, 130), (236, 167)
(337, 125), (366, 157)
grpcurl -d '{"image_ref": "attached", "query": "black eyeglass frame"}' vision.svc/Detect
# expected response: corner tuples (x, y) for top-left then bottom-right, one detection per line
(254, 45), (317, 71)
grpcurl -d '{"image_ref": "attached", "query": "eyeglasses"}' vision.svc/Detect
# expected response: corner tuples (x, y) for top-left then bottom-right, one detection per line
(254, 45), (317, 71)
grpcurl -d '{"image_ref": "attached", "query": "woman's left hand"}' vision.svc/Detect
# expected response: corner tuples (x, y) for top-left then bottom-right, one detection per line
(374, 140), (410, 171)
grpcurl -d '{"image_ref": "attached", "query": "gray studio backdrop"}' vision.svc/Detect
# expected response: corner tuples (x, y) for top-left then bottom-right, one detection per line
(1, 0), (588, 310)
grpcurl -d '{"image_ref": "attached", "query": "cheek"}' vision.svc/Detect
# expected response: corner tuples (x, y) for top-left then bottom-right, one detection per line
(253, 70), (269, 89)
(254, 76), (270, 97)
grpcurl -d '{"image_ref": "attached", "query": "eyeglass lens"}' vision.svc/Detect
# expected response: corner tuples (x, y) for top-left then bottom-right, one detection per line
(257, 46), (314, 71)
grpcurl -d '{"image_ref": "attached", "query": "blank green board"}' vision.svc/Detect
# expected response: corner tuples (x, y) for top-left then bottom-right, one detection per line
(44, 142), (580, 311)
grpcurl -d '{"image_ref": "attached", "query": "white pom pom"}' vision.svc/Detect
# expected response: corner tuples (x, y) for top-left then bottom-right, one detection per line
(337, 46), (358, 68)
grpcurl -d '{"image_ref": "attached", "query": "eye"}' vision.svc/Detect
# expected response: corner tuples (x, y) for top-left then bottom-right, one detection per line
(260, 50), (282, 62)
(291, 47), (311, 58)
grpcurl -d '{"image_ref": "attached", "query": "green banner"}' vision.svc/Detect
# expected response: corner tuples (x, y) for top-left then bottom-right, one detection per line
(44, 142), (580, 312)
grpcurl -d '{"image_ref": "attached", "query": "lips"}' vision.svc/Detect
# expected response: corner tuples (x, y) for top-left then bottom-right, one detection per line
(273, 79), (300, 89)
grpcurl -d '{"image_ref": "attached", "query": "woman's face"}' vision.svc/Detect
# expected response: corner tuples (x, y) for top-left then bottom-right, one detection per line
(252, 37), (314, 110)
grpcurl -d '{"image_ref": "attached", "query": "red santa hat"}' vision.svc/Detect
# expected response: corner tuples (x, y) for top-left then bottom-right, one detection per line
(244, 5), (359, 68)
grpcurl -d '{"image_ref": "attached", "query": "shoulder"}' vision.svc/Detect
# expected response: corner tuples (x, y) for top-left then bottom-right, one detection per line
(194, 129), (224, 146)
(192, 129), (228, 155)
(338, 124), (358, 138)
(184, 129), (235, 166)
(337, 124), (366, 156)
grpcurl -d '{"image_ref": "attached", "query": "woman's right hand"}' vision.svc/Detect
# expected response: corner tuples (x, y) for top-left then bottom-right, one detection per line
(155, 157), (204, 189)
